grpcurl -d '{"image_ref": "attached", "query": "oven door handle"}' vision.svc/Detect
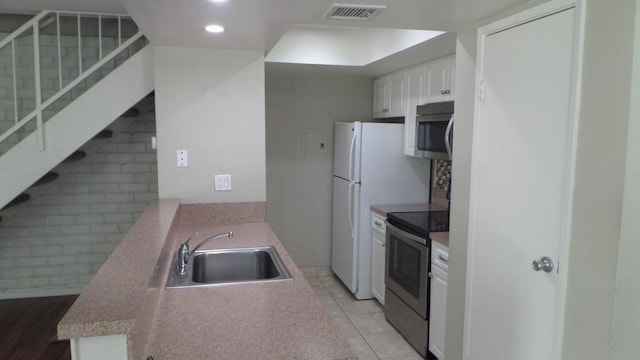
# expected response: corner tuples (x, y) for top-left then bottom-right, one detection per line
(385, 221), (427, 246)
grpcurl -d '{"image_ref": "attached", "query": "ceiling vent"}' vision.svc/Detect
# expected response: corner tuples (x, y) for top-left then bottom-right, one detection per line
(323, 4), (386, 20)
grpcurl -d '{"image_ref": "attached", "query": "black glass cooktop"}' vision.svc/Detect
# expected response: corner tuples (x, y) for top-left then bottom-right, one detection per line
(386, 211), (449, 239)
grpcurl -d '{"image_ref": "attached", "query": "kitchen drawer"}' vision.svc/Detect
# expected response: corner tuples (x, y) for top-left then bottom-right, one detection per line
(431, 241), (449, 271)
(371, 212), (386, 233)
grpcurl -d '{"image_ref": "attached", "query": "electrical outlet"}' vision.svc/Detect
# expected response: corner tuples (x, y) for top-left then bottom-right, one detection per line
(177, 150), (188, 167)
(214, 174), (232, 191)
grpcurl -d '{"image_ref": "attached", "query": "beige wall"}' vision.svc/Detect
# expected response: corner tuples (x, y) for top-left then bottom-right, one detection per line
(445, 26), (477, 360)
(563, 0), (635, 358)
(448, 0), (637, 359)
(265, 66), (372, 267)
(612, 0), (640, 358)
(154, 47), (266, 204)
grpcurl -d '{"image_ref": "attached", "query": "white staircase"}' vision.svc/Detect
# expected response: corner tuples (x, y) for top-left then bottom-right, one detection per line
(0, 11), (153, 210)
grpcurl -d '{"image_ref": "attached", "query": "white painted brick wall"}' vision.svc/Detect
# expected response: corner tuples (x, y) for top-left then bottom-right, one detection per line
(0, 31), (147, 154)
(0, 106), (157, 296)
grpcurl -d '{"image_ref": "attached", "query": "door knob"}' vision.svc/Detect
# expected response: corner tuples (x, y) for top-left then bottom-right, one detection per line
(532, 256), (554, 273)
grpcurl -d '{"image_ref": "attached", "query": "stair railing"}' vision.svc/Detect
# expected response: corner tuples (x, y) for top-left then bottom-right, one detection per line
(0, 10), (146, 153)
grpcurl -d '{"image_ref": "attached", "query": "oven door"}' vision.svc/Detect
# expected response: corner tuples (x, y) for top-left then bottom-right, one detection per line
(385, 222), (429, 319)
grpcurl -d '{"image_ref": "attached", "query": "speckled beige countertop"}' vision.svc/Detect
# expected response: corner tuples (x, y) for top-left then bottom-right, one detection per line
(58, 201), (355, 360)
(429, 232), (449, 247)
(58, 200), (181, 348)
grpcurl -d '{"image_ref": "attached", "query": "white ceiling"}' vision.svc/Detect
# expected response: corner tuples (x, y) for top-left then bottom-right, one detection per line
(0, 0), (532, 75)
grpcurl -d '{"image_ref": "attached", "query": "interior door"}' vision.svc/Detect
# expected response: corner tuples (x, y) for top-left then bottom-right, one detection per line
(466, 4), (577, 359)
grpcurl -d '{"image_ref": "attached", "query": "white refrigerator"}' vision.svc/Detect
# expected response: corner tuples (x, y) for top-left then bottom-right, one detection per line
(332, 121), (430, 300)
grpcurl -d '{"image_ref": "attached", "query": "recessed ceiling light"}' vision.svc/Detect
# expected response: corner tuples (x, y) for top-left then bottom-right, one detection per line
(205, 24), (225, 33)
(209, 0), (227, 2)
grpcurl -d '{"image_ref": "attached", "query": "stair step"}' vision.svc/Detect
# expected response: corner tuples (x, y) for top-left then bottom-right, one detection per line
(2, 193), (30, 211)
(93, 129), (114, 139)
(121, 107), (140, 117)
(33, 172), (59, 187)
(63, 151), (86, 163)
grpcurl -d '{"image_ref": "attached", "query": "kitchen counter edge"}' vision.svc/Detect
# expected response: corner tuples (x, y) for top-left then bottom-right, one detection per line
(57, 200), (355, 360)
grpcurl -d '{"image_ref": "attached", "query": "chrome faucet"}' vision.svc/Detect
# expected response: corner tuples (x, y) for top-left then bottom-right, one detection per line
(176, 231), (234, 276)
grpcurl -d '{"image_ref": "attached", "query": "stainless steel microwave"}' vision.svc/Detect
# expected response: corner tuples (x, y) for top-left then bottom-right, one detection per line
(415, 101), (454, 161)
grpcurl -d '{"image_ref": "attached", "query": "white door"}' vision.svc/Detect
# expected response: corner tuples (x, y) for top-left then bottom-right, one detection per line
(331, 177), (360, 292)
(466, 3), (577, 359)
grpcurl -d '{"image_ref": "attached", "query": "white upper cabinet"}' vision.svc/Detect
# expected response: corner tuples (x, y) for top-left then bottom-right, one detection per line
(373, 73), (406, 118)
(373, 77), (388, 117)
(372, 55), (455, 156)
(424, 55), (455, 103)
(404, 65), (426, 156)
(387, 73), (406, 116)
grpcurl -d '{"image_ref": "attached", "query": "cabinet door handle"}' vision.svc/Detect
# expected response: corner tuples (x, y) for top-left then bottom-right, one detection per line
(374, 221), (383, 226)
(438, 254), (449, 262)
(440, 90), (445, 95)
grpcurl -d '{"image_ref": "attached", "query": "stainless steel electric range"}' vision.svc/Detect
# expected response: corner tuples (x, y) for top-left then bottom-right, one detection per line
(384, 210), (449, 358)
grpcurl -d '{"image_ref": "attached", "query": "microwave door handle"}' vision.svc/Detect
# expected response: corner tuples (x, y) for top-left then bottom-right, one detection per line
(445, 115), (454, 157)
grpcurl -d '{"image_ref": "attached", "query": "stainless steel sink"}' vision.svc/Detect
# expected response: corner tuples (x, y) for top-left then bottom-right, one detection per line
(166, 246), (293, 288)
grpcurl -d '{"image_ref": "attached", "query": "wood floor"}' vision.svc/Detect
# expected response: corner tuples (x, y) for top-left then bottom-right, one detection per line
(0, 295), (77, 360)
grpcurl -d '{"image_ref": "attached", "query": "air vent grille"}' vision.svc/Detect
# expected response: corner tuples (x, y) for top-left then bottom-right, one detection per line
(323, 4), (386, 20)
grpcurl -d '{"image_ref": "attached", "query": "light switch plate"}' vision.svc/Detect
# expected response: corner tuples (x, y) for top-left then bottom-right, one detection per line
(177, 150), (188, 167)
(214, 174), (232, 191)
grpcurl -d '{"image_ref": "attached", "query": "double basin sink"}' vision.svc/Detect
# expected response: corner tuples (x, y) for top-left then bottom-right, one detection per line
(166, 245), (293, 288)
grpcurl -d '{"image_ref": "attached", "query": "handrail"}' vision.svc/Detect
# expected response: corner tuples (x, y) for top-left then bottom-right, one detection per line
(0, 31), (145, 146)
(0, 11), (51, 50)
(0, 10), (144, 153)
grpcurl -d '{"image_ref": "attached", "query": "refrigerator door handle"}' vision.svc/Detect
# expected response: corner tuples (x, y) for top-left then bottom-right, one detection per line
(348, 182), (355, 240)
(348, 128), (357, 181)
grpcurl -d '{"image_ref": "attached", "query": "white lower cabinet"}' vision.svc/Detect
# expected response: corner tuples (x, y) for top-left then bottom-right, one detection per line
(429, 241), (449, 360)
(371, 212), (386, 305)
(71, 334), (128, 360)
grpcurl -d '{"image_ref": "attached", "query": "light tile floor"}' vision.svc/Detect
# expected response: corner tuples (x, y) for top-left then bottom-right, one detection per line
(301, 267), (424, 360)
